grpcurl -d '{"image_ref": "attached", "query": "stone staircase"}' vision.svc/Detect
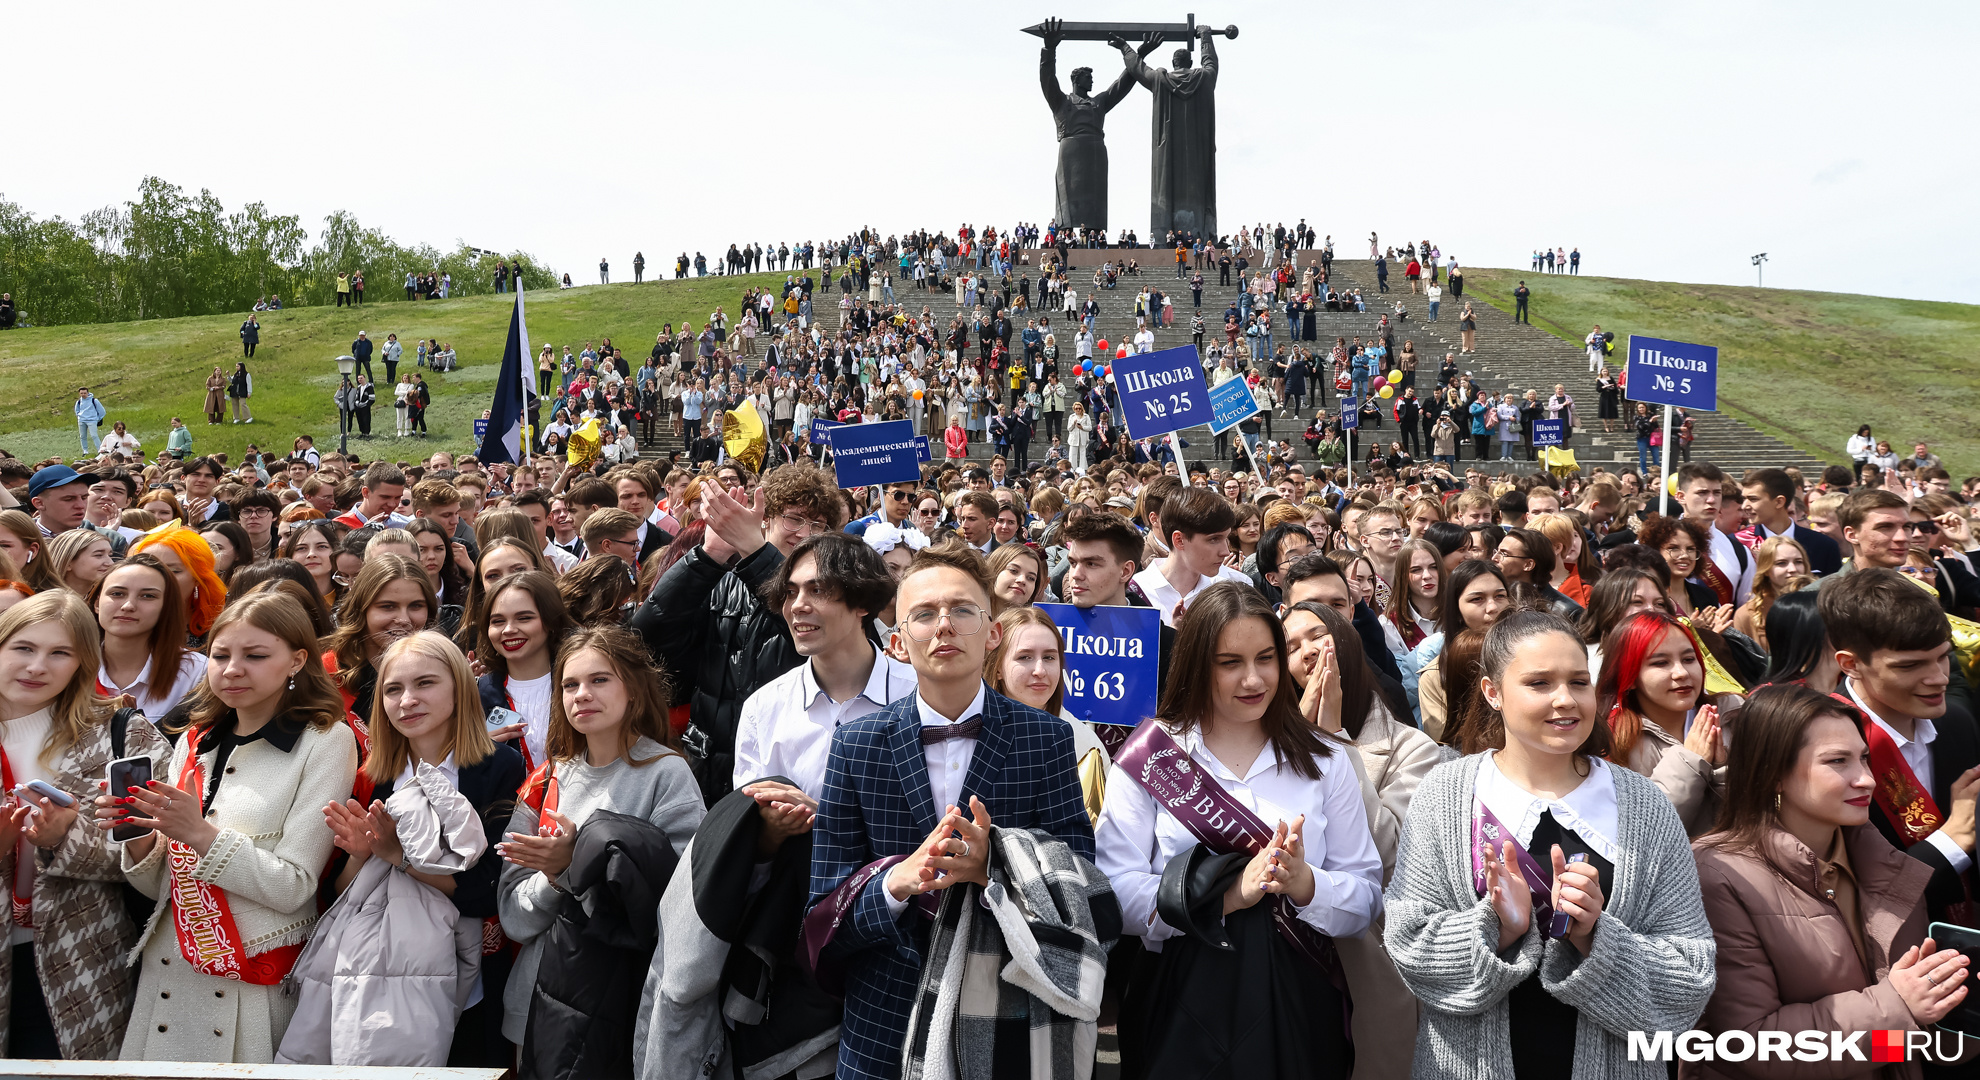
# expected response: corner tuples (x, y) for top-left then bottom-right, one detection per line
(642, 249), (1833, 479)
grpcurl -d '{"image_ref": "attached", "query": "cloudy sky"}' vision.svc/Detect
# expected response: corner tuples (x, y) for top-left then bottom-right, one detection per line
(5, 0), (1972, 302)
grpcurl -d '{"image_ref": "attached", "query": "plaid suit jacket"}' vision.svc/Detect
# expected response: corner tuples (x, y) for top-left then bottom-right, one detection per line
(808, 686), (1094, 1080)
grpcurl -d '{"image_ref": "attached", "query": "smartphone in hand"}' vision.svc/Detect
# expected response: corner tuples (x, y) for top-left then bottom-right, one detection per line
(486, 705), (524, 733)
(16, 780), (76, 808)
(106, 756), (154, 843)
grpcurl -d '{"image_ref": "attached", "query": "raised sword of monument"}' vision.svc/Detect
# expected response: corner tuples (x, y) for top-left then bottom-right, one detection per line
(1020, 14), (1238, 50)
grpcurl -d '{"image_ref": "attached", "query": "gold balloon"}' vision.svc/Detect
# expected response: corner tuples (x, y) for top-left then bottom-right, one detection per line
(723, 400), (768, 474)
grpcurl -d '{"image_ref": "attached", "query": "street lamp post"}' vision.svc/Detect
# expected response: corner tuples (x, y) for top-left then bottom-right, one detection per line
(335, 353), (357, 456)
(1751, 253), (1768, 288)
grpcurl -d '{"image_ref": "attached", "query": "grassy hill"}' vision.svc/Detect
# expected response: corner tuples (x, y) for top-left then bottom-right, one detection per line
(1459, 268), (1980, 478)
(0, 273), (792, 465)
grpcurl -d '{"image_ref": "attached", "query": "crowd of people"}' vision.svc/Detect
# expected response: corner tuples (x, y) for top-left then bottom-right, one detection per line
(0, 357), (1973, 1078)
(0, 216), (1977, 1080)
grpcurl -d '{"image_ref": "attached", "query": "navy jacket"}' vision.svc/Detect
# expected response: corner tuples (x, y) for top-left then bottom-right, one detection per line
(808, 688), (1093, 1080)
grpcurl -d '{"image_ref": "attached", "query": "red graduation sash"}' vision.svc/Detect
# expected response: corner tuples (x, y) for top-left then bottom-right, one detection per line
(1389, 608), (1426, 652)
(166, 745), (302, 984)
(0, 747), (31, 929)
(1861, 715), (1977, 926)
(1696, 544), (1737, 606)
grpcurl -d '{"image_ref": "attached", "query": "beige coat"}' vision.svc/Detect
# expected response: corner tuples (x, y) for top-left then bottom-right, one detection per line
(0, 712), (170, 1058)
(1337, 705), (1442, 1080)
(1685, 826), (1969, 1080)
(120, 716), (358, 1063)
(1625, 721), (1725, 838)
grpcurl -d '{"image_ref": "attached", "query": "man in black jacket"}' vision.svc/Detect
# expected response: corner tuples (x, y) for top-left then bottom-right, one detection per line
(351, 330), (374, 381)
(1739, 467), (1843, 577)
(630, 463), (847, 805)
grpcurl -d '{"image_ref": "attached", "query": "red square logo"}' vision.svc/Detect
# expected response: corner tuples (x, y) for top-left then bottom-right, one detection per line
(1871, 1030), (1907, 1063)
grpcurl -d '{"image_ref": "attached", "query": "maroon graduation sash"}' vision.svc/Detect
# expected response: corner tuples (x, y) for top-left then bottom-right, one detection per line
(1861, 711), (1977, 926)
(1696, 546), (1737, 606)
(1470, 798), (1573, 940)
(1114, 722), (1344, 974)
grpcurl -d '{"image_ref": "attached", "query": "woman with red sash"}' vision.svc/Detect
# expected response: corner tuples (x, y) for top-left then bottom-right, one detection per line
(107, 588), (357, 1063)
(1095, 583), (1383, 1080)
(1, 592), (171, 1059)
(1385, 611), (1715, 1079)
(472, 572), (572, 774)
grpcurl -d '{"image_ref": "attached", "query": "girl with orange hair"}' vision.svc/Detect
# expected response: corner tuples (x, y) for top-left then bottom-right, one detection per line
(129, 524), (227, 641)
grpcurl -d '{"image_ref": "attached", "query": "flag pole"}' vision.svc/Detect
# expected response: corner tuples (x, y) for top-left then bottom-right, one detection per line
(516, 278), (533, 458)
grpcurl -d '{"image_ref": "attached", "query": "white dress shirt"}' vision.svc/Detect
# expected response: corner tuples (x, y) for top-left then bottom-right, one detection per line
(882, 683), (990, 920)
(97, 653), (208, 722)
(731, 643), (915, 796)
(1474, 752), (1621, 867)
(1094, 723), (1383, 948)
(505, 672), (554, 768)
(1132, 562), (1256, 628)
(1704, 525), (1756, 607)
(1848, 680), (1972, 874)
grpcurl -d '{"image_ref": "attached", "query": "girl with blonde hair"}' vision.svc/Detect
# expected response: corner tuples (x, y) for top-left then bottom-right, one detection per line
(1, 592), (172, 1058)
(45, 529), (113, 596)
(1732, 535), (1809, 650)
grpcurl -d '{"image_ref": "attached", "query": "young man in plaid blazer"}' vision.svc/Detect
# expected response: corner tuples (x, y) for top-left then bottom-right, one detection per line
(808, 541), (1094, 1080)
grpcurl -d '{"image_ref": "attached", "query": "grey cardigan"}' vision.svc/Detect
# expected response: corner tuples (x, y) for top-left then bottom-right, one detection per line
(1384, 753), (1716, 1080)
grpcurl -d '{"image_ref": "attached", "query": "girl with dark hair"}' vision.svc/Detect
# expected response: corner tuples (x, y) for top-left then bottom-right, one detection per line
(92, 553), (204, 718)
(1691, 685), (1971, 1070)
(1383, 537), (1446, 659)
(476, 571), (572, 775)
(227, 560), (335, 637)
(1282, 598), (1440, 1079)
(198, 520), (255, 586)
(1494, 527), (1584, 619)
(1385, 612), (1715, 1079)
(555, 555), (636, 627)
(1096, 583), (1381, 1080)
(279, 519), (347, 613)
(1408, 560), (1511, 738)
(1635, 515), (1720, 620)
(495, 626), (704, 1055)
(1421, 520), (1469, 574)
(1577, 566), (1674, 681)
(1595, 611), (1733, 836)
(1759, 590), (1840, 692)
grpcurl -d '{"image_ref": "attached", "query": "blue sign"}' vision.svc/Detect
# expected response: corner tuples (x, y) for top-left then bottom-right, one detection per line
(473, 419), (489, 438)
(1033, 602), (1162, 727)
(1207, 377), (1261, 435)
(1115, 344), (1212, 440)
(1626, 335), (1717, 411)
(809, 418), (839, 445)
(1532, 419), (1565, 447)
(1340, 396), (1359, 431)
(828, 419), (922, 487)
(913, 435), (931, 463)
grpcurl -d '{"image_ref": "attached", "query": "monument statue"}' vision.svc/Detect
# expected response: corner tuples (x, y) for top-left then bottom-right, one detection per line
(1037, 17), (1151, 234)
(1112, 26), (1221, 241)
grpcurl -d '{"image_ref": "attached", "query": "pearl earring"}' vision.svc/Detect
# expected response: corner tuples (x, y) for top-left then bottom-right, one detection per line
(287, 675), (296, 691)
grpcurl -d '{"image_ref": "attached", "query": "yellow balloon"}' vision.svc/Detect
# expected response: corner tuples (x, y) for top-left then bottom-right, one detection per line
(1378, 385), (1395, 398)
(1387, 369), (1403, 384)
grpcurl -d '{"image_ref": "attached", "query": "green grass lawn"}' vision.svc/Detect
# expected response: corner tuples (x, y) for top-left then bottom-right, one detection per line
(0, 272), (795, 465)
(1459, 268), (1980, 478)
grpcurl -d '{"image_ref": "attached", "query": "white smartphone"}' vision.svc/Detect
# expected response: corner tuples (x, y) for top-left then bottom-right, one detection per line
(15, 780), (75, 808)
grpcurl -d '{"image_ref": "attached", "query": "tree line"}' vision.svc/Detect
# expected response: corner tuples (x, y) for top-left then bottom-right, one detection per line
(0, 177), (559, 327)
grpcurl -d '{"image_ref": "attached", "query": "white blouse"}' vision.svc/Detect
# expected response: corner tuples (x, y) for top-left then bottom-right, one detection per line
(1095, 723), (1383, 949)
(1474, 751), (1620, 866)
